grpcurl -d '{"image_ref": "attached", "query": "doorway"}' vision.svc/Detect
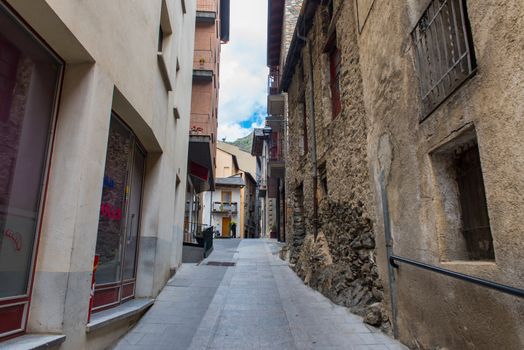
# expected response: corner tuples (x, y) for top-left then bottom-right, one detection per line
(93, 114), (145, 311)
(222, 217), (231, 237)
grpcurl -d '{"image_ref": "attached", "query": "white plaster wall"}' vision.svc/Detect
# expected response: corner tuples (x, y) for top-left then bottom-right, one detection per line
(4, 0), (197, 348)
(205, 188), (241, 236)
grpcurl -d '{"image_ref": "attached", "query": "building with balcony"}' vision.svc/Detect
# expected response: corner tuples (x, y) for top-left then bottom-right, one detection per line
(260, 0), (303, 241)
(252, 128), (270, 237)
(202, 142), (258, 239)
(0, 0), (197, 348)
(185, 0), (230, 243)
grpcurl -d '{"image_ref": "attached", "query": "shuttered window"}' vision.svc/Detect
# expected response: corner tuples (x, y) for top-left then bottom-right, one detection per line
(412, 0), (476, 119)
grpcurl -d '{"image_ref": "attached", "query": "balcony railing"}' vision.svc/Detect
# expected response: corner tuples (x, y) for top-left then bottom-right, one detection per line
(268, 66), (280, 95)
(269, 131), (283, 162)
(193, 49), (214, 72)
(183, 222), (214, 258)
(212, 202), (238, 213)
(197, 0), (217, 12)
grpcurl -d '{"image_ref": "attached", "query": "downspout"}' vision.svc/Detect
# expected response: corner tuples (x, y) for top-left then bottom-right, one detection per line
(379, 170), (399, 338)
(209, 190), (213, 227)
(297, 26), (319, 241)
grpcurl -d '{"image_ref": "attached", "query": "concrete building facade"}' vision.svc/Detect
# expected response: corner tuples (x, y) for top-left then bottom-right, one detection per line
(184, 0), (229, 243)
(279, 0), (524, 349)
(0, 0), (196, 348)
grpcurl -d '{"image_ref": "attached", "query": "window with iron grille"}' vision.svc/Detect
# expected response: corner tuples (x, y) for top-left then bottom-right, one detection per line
(329, 41), (341, 118)
(430, 129), (494, 262)
(412, 0), (476, 119)
(454, 141), (494, 260)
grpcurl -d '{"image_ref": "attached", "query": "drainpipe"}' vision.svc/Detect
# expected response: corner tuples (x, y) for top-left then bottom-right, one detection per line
(379, 170), (399, 338)
(209, 190), (213, 228)
(297, 28), (319, 241)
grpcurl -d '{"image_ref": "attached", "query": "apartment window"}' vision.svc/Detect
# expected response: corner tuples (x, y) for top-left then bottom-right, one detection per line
(412, 0), (476, 119)
(221, 191), (232, 204)
(299, 96), (308, 157)
(328, 36), (342, 118)
(455, 142), (494, 260)
(431, 129), (494, 261)
(0, 4), (62, 339)
(93, 115), (146, 311)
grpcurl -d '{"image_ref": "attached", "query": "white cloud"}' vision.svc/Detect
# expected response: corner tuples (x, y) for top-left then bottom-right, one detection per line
(218, 0), (268, 140)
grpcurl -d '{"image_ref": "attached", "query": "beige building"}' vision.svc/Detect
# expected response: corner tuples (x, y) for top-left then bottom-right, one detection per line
(202, 142), (257, 238)
(279, 0), (524, 349)
(0, 0), (197, 348)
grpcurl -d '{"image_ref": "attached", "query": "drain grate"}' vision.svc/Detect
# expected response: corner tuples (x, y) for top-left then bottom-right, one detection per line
(206, 261), (236, 267)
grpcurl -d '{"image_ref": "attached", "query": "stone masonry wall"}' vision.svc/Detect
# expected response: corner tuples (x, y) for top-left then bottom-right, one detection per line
(284, 0), (389, 330)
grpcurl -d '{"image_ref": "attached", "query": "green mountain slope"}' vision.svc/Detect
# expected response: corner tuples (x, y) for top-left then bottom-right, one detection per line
(228, 132), (253, 153)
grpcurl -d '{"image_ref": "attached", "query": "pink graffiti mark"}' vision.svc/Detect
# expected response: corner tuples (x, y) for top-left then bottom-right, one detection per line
(3, 229), (23, 251)
(100, 203), (122, 221)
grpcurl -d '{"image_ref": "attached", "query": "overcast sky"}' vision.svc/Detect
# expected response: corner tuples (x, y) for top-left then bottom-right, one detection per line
(217, 0), (268, 142)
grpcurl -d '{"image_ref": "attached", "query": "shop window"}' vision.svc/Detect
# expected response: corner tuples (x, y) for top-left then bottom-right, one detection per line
(412, 0), (476, 119)
(431, 129), (494, 261)
(0, 4), (62, 339)
(92, 115), (146, 312)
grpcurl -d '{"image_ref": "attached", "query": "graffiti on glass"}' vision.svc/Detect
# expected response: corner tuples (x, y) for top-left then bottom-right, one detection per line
(2, 228), (23, 251)
(100, 203), (122, 221)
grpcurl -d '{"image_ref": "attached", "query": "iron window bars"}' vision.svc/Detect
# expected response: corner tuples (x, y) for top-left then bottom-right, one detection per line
(412, 0), (476, 120)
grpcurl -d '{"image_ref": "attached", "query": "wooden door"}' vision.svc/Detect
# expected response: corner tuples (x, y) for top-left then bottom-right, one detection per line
(222, 217), (231, 237)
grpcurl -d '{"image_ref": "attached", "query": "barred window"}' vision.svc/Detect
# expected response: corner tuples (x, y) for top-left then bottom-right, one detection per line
(412, 0), (476, 119)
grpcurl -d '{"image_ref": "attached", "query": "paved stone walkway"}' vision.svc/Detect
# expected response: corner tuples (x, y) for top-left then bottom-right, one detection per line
(114, 239), (407, 350)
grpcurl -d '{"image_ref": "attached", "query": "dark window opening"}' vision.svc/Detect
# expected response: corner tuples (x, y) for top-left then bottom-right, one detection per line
(300, 95), (308, 156)
(318, 163), (328, 198)
(412, 0), (476, 119)
(329, 41), (341, 118)
(327, 0), (334, 21)
(455, 142), (494, 260)
(158, 26), (164, 52)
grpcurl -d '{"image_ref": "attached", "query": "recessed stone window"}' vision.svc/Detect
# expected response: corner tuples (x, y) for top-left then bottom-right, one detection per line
(430, 127), (494, 261)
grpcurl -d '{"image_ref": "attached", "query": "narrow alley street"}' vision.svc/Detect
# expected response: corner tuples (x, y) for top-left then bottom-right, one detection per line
(114, 240), (406, 350)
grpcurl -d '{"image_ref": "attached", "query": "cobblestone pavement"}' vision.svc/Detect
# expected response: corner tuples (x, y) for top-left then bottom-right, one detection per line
(114, 239), (407, 350)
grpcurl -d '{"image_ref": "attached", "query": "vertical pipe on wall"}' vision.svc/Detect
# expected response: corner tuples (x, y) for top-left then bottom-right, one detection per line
(379, 171), (399, 338)
(297, 27), (319, 240)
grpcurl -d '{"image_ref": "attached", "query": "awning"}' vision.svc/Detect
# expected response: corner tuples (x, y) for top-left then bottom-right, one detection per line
(188, 135), (215, 192)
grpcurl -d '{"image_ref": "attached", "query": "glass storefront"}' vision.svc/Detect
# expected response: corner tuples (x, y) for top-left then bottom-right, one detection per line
(93, 115), (145, 311)
(0, 3), (62, 339)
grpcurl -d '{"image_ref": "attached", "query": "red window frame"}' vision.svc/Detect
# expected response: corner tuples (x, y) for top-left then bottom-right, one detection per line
(0, 3), (64, 341)
(329, 45), (342, 118)
(91, 115), (146, 313)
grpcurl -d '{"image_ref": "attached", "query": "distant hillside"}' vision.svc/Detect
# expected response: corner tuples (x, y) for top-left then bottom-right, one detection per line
(228, 132), (253, 153)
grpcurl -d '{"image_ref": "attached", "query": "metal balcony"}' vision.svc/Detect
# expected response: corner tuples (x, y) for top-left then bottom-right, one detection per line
(212, 202), (238, 213)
